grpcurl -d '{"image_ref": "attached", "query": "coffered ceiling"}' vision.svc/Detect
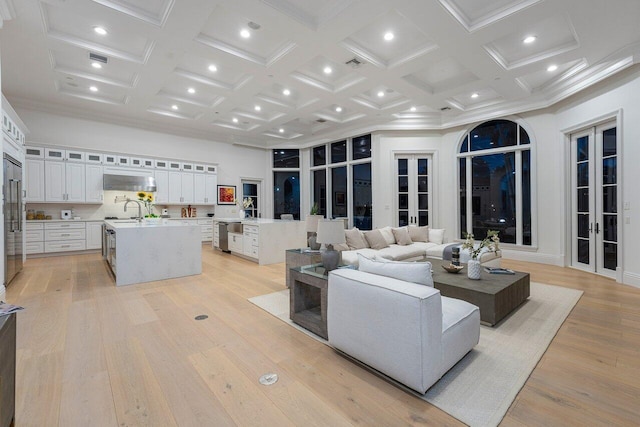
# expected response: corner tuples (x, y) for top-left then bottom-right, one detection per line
(1, 0), (639, 148)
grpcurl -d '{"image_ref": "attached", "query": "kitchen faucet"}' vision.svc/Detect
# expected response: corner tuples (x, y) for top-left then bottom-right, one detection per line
(124, 199), (143, 222)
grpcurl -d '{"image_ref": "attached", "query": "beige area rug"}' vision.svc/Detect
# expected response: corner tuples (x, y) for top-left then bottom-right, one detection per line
(249, 282), (583, 427)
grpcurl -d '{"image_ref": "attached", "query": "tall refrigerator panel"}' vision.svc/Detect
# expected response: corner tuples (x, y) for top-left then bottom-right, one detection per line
(3, 154), (23, 287)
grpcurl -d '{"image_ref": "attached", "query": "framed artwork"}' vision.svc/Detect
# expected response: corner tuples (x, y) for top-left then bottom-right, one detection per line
(217, 185), (236, 205)
(335, 191), (346, 206)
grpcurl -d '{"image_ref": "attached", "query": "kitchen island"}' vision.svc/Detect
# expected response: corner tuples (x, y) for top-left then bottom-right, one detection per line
(104, 219), (202, 286)
(213, 218), (306, 265)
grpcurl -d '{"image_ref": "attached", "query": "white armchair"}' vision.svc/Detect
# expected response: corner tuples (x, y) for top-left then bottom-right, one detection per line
(327, 269), (480, 394)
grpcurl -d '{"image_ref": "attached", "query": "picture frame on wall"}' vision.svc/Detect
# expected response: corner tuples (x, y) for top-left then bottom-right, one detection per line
(217, 185), (236, 205)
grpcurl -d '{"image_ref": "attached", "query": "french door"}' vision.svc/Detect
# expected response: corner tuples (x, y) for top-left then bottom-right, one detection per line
(570, 122), (619, 277)
(241, 179), (262, 218)
(395, 154), (432, 227)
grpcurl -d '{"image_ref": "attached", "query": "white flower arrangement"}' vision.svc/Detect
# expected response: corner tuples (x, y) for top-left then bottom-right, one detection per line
(461, 230), (500, 260)
(234, 197), (254, 209)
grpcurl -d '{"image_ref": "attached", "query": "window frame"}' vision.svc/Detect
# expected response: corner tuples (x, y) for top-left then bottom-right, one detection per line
(457, 119), (536, 248)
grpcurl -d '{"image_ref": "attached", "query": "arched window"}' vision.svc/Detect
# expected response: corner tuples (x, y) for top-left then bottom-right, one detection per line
(458, 119), (532, 246)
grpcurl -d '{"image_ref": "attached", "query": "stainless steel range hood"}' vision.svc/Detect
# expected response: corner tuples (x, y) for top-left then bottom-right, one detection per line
(103, 174), (157, 192)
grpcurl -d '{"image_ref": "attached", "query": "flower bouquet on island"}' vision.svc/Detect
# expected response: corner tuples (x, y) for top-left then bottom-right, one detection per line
(137, 191), (158, 218)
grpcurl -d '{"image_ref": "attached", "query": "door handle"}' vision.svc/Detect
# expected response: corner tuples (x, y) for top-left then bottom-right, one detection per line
(589, 223), (593, 233)
(595, 223), (600, 234)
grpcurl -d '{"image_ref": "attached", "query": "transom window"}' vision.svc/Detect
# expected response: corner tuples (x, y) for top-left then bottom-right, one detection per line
(458, 120), (532, 246)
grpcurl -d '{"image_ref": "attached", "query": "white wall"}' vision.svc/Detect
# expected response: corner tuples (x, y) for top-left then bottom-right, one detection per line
(16, 108), (268, 218)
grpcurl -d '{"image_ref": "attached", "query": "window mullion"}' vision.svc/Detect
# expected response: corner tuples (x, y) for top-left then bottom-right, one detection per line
(515, 150), (523, 246)
(466, 156), (472, 235)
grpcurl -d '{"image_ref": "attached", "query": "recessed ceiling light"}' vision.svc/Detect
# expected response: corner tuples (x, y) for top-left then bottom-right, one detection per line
(240, 29), (251, 38)
(254, 105), (261, 111)
(282, 89), (290, 96)
(523, 35), (537, 44)
(187, 87), (195, 94)
(93, 26), (107, 36)
(171, 105), (178, 110)
(232, 117), (238, 123)
(323, 66), (332, 74)
(89, 86), (98, 92)
(410, 106), (417, 112)
(208, 64), (217, 72)
(335, 106), (342, 112)
(383, 32), (394, 41)
(91, 62), (102, 69)
(377, 91), (385, 97)
(279, 128), (284, 133)
(547, 64), (558, 72)
(471, 92), (479, 98)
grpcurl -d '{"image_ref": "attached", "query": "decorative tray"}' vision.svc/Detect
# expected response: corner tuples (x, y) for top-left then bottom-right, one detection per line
(441, 264), (464, 274)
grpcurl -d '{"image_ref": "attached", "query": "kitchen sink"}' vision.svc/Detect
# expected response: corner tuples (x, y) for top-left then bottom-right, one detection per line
(112, 220), (139, 223)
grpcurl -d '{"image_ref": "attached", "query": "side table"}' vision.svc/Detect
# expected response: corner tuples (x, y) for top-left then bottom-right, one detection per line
(289, 264), (329, 339)
(285, 249), (322, 288)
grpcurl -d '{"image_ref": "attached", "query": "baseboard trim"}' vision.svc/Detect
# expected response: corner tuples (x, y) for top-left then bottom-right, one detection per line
(501, 250), (564, 266)
(622, 272), (640, 288)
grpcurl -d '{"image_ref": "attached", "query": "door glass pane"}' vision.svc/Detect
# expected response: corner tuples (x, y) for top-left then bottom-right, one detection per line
(459, 158), (466, 238)
(398, 159), (408, 175)
(398, 194), (408, 209)
(603, 186), (617, 213)
(577, 188), (589, 212)
(417, 176), (428, 193)
(331, 141), (347, 163)
(470, 120), (517, 151)
(398, 176), (408, 192)
(577, 136), (589, 162)
(577, 213), (590, 238)
(273, 149), (300, 168)
(352, 135), (371, 160)
(352, 163), (372, 230)
(471, 152), (516, 244)
(577, 163), (589, 187)
(243, 183), (258, 217)
(603, 214), (617, 242)
(602, 158), (616, 184)
(418, 194), (428, 210)
(417, 159), (428, 175)
(399, 211), (409, 227)
(602, 128), (616, 156)
(273, 171), (300, 219)
(418, 211), (428, 226)
(603, 243), (617, 270)
(312, 169), (327, 217)
(522, 150), (532, 245)
(312, 146), (326, 166)
(578, 239), (590, 264)
(331, 166), (347, 218)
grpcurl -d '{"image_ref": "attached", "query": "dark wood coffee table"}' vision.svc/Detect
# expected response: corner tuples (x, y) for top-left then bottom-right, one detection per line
(429, 259), (530, 326)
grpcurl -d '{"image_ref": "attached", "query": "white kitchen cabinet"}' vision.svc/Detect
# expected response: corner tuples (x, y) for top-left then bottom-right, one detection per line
(25, 158), (45, 202)
(193, 173), (217, 205)
(154, 170), (169, 203)
(45, 161), (86, 202)
(228, 232), (243, 253)
(168, 171), (194, 204)
(85, 164), (103, 203)
(85, 152), (103, 164)
(44, 222), (86, 253)
(86, 222), (103, 249)
(243, 224), (259, 258)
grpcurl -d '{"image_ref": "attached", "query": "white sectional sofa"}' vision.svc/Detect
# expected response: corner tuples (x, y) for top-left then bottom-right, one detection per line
(327, 267), (480, 394)
(337, 226), (501, 267)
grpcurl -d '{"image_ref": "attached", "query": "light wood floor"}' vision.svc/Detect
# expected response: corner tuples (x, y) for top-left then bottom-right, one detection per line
(7, 248), (640, 426)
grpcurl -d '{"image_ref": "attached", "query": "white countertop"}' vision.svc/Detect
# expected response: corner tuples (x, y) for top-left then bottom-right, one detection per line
(104, 219), (201, 229)
(213, 218), (302, 224)
(27, 219), (105, 223)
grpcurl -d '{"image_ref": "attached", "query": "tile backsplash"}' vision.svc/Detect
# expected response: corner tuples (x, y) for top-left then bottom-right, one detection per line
(26, 191), (215, 220)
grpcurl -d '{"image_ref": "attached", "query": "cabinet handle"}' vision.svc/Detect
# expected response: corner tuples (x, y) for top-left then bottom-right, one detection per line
(61, 224), (69, 228)
(61, 245), (70, 248)
(61, 233), (70, 237)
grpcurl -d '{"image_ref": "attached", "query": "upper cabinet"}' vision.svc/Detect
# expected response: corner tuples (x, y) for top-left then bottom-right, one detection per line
(24, 144), (218, 205)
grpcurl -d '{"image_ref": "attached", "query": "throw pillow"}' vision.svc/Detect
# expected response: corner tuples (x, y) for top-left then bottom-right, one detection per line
(392, 227), (413, 246)
(429, 228), (445, 245)
(344, 228), (369, 250)
(407, 225), (429, 242)
(358, 254), (433, 287)
(379, 226), (396, 245)
(364, 230), (389, 250)
(334, 243), (350, 251)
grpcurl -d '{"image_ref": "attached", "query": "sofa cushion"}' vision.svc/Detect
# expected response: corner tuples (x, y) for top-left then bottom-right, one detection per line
(334, 242), (350, 251)
(358, 254), (434, 287)
(364, 229), (389, 250)
(379, 226), (396, 245)
(377, 244), (426, 261)
(340, 248), (378, 267)
(345, 228), (369, 249)
(429, 228), (446, 244)
(392, 227), (413, 245)
(408, 225), (429, 242)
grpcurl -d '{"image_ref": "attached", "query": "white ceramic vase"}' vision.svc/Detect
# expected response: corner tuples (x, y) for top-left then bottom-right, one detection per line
(238, 209), (245, 218)
(467, 259), (482, 280)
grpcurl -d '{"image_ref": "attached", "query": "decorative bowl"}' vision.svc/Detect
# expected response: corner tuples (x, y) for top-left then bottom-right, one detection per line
(442, 264), (464, 274)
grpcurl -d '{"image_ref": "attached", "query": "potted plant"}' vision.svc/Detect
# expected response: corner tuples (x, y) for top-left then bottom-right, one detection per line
(461, 230), (500, 279)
